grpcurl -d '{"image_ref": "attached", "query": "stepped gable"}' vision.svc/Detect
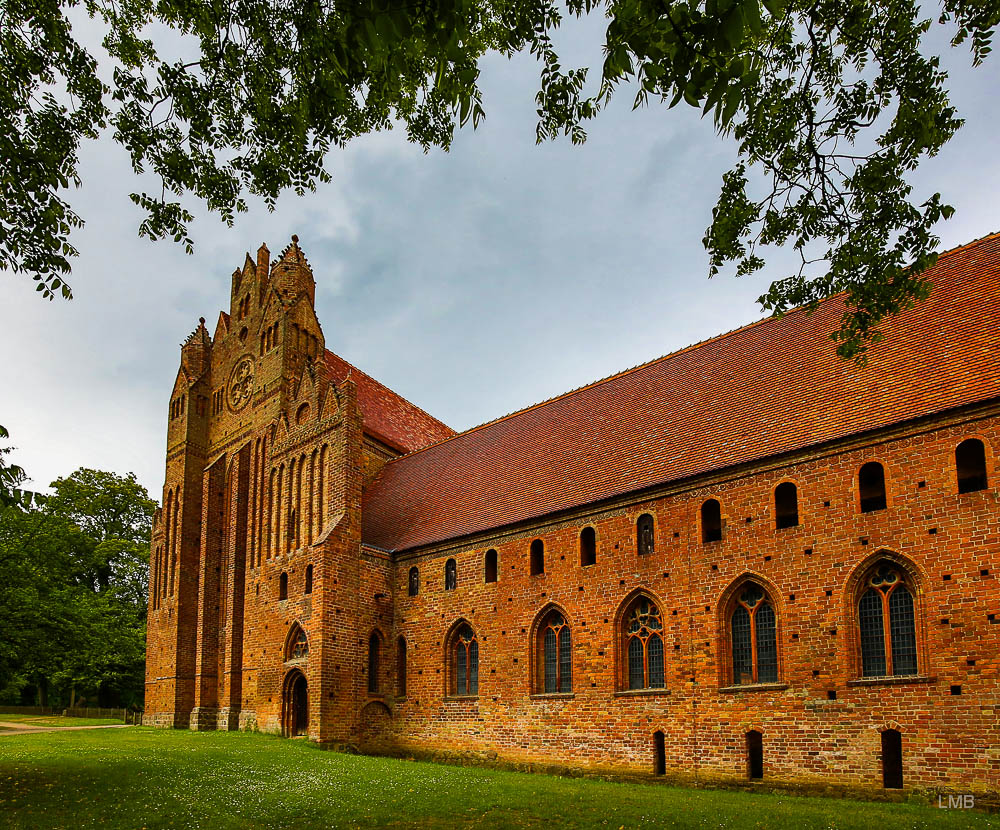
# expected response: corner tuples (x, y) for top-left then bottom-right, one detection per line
(362, 232), (1000, 553)
(323, 350), (455, 453)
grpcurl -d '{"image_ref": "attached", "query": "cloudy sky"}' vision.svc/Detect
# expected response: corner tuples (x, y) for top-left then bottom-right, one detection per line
(3, 16), (998, 501)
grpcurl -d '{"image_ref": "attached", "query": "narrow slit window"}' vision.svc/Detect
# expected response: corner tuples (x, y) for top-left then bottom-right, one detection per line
(859, 462), (887, 512)
(653, 731), (666, 776)
(408, 566), (419, 597)
(701, 499), (722, 543)
(636, 514), (655, 555)
(304, 564), (313, 595)
(956, 439), (988, 493)
(580, 527), (597, 566)
(881, 729), (903, 789)
(279, 571), (288, 601)
(747, 730), (763, 779)
(484, 549), (498, 583)
(530, 539), (544, 576)
(774, 482), (799, 529)
(445, 558), (457, 591)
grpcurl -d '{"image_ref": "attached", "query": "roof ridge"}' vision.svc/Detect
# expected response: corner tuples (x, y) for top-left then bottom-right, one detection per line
(378, 231), (1000, 466)
(933, 229), (1000, 264)
(324, 349), (455, 433)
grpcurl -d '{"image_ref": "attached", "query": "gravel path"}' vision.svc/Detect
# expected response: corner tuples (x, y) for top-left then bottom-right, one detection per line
(0, 721), (133, 735)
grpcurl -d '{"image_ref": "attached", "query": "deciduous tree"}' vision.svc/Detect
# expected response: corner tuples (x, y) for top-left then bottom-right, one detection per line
(2, 0), (997, 356)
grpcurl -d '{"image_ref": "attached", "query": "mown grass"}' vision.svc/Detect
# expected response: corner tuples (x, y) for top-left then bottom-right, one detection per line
(0, 728), (994, 829)
(0, 713), (123, 728)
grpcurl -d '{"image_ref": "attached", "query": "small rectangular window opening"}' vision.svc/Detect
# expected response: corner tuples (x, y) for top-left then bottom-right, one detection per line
(746, 730), (763, 780)
(881, 729), (903, 789)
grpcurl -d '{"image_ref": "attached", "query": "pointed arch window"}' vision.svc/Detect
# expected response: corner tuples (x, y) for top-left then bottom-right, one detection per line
(287, 626), (308, 660)
(636, 514), (654, 555)
(408, 566), (420, 597)
(956, 439), (988, 493)
(484, 549), (498, 583)
(452, 624), (479, 696)
(536, 610), (572, 693)
(729, 582), (778, 685)
(858, 563), (918, 677)
(444, 558), (457, 591)
(623, 598), (665, 690)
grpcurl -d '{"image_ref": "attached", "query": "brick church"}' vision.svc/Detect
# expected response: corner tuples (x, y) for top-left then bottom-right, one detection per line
(146, 233), (1000, 796)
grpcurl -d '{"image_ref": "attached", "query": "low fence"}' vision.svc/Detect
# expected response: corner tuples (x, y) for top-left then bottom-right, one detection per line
(64, 707), (143, 723)
(0, 705), (143, 723)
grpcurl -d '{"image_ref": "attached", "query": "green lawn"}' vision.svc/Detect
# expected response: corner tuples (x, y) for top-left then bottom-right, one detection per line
(0, 713), (123, 728)
(0, 728), (994, 829)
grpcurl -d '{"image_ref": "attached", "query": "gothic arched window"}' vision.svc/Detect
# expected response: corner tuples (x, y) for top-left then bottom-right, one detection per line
(636, 514), (654, 556)
(623, 597), (665, 690)
(729, 582), (778, 685)
(858, 563), (918, 677)
(537, 610), (572, 693)
(408, 566), (419, 597)
(287, 626), (308, 660)
(445, 558), (457, 591)
(452, 624), (479, 696)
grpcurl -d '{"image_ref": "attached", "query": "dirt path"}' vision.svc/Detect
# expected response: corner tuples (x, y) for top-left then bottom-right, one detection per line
(0, 721), (133, 735)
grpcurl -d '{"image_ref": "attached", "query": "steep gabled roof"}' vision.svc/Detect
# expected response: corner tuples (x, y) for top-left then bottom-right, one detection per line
(323, 350), (455, 453)
(362, 232), (1000, 553)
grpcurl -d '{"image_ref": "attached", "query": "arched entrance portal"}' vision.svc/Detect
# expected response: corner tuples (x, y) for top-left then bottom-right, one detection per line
(282, 669), (308, 737)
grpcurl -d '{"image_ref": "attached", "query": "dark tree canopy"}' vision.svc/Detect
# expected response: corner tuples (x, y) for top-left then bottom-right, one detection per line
(0, 466), (153, 708)
(2, 0), (997, 357)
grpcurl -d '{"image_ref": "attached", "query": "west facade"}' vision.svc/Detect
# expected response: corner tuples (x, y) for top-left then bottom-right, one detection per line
(146, 233), (1000, 798)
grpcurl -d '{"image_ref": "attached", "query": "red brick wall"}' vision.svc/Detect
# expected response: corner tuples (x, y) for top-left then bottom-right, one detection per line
(144, 242), (999, 799)
(388, 410), (1000, 795)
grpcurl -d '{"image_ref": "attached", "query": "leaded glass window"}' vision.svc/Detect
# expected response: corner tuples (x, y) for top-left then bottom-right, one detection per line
(858, 564), (918, 677)
(729, 583), (778, 685)
(454, 624), (479, 696)
(540, 611), (571, 693)
(625, 598), (665, 689)
(288, 627), (308, 660)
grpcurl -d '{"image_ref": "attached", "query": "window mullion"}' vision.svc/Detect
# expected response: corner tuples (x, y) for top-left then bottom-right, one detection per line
(881, 589), (894, 676)
(748, 606), (759, 683)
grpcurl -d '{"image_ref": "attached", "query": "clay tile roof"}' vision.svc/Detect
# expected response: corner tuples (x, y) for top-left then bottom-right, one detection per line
(324, 350), (455, 453)
(362, 232), (1000, 553)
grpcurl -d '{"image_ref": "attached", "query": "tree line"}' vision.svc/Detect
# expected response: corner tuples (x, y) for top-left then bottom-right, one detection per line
(0, 466), (154, 710)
